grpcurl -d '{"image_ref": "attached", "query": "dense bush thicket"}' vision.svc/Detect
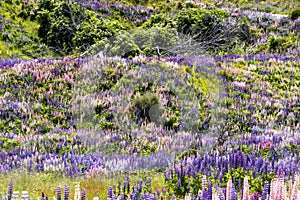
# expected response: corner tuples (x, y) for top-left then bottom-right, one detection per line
(37, 0), (126, 55)
(0, 0), (254, 58)
(83, 6), (253, 58)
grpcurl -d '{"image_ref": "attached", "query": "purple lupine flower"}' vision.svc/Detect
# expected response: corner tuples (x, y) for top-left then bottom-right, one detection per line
(202, 190), (207, 200)
(108, 186), (113, 199)
(261, 181), (269, 200)
(252, 192), (258, 200)
(207, 182), (212, 200)
(132, 187), (138, 200)
(156, 187), (160, 197)
(162, 187), (166, 195)
(56, 186), (61, 200)
(218, 189), (225, 200)
(8, 179), (13, 200)
(64, 185), (69, 200)
(81, 188), (86, 200)
(178, 178), (182, 188)
(171, 194), (176, 200)
(230, 185), (237, 200)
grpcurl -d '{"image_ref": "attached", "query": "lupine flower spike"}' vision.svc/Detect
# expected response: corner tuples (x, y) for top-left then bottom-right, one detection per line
(8, 180), (13, 200)
(74, 183), (81, 200)
(242, 176), (249, 200)
(226, 177), (232, 200)
(202, 175), (208, 191)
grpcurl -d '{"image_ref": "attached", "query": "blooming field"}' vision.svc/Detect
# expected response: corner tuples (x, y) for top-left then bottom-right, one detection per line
(0, 0), (300, 200)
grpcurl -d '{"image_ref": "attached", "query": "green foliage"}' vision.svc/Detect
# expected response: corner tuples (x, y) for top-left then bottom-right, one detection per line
(176, 149), (198, 161)
(131, 0), (149, 6)
(166, 172), (206, 197)
(37, 0), (81, 54)
(141, 13), (175, 28)
(185, 1), (197, 9)
(186, 66), (209, 95)
(0, 138), (19, 152)
(174, 7), (230, 34)
(164, 114), (179, 130)
(0, 0), (54, 58)
(290, 8), (300, 20)
(74, 12), (124, 54)
(133, 93), (161, 122)
(108, 30), (142, 58)
(267, 35), (293, 52)
(105, 27), (178, 57)
(37, 0), (125, 55)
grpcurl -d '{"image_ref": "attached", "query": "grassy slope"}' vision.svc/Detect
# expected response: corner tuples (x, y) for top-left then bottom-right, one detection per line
(0, 171), (165, 199)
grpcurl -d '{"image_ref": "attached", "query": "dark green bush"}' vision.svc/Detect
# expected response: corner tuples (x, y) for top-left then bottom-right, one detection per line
(73, 14), (124, 53)
(37, 0), (125, 55)
(185, 1), (197, 9)
(174, 7), (229, 35)
(37, 0), (83, 54)
(131, 0), (149, 6)
(267, 35), (292, 52)
(104, 27), (178, 57)
(291, 8), (300, 20)
(141, 13), (175, 28)
(133, 93), (161, 122)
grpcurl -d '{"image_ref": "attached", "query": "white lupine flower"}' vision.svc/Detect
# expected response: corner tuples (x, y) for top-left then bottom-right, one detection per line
(21, 191), (28, 200)
(74, 183), (81, 200)
(12, 191), (19, 200)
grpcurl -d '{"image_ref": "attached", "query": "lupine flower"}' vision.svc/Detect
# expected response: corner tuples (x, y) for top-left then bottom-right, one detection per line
(64, 185), (70, 200)
(226, 177), (232, 200)
(261, 181), (269, 200)
(8, 179), (13, 200)
(290, 174), (299, 200)
(242, 176), (249, 200)
(21, 191), (28, 200)
(202, 175), (208, 191)
(218, 189), (225, 200)
(81, 189), (86, 200)
(56, 187), (61, 200)
(74, 183), (81, 200)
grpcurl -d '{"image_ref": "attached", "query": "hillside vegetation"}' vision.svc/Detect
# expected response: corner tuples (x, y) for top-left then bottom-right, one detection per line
(0, 0), (300, 199)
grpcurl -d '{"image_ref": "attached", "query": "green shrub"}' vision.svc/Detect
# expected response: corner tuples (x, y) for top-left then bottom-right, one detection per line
(104, 27), (178, 57)
(37, 0), (84, 54)
(131, 0), (149, 6)
(73, 12), (124, 53)
(133, 93), (162, 123)
(141, 13), (175, 28)
(267, 35), (292, 52)
(291, 8), (300, 20)
(174, 7), (229, 34)
(37, 0), (125, 55)
(185, 1), (197, 9)
(107, 30), (142, 58)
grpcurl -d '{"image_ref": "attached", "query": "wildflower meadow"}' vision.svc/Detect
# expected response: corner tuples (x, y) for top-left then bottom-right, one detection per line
(0, 0), (300, 199)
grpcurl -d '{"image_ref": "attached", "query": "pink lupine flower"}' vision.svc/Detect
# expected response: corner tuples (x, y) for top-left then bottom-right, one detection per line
(289, 179), (293, 199)
(242, 176), (250, 200)
(291, 174), (299, 200)
(259, 141), (272, 150)
(226, 177), (232, 200)
(232, 81), (250, 90)
(269, 177), (277, 200)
